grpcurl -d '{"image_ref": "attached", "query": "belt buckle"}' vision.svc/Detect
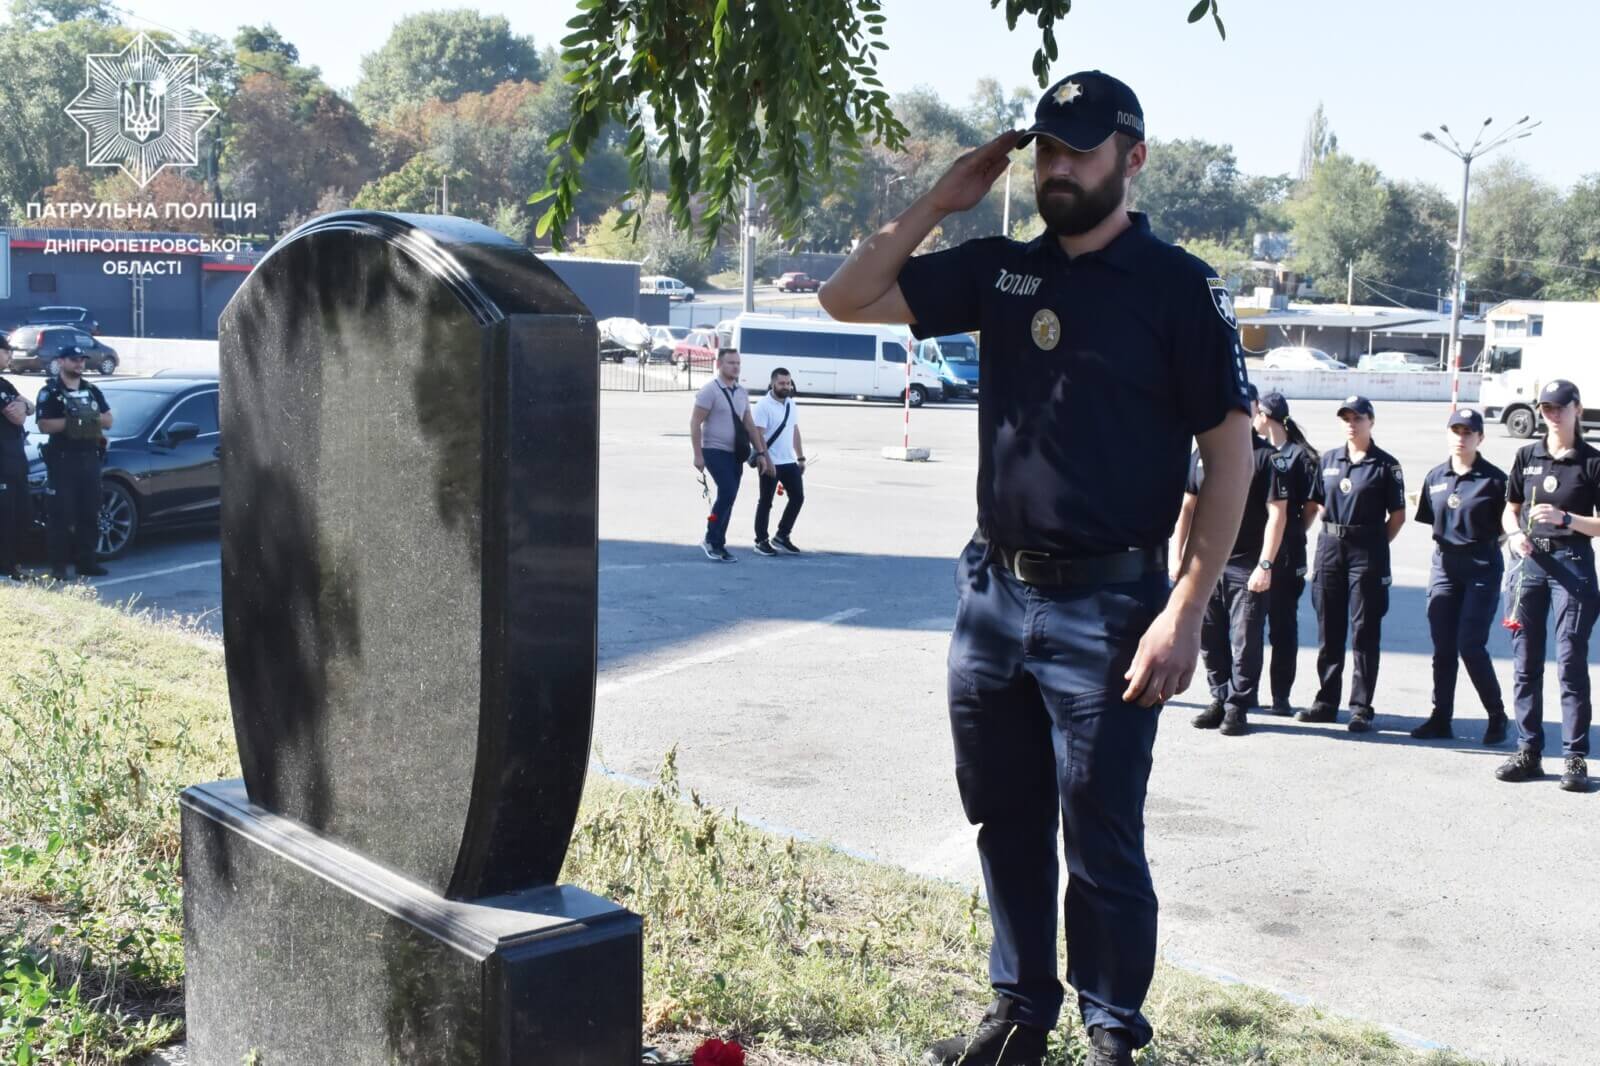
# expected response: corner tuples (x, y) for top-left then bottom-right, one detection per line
(1012, 549), (1052, 585)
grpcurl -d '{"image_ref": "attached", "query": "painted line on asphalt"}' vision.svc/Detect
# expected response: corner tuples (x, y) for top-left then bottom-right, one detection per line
(92, 559), (220, 588)
(596, 606), (866, 697)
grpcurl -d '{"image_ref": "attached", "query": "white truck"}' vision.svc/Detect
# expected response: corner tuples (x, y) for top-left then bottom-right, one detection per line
(1477, 300), (1600, 437)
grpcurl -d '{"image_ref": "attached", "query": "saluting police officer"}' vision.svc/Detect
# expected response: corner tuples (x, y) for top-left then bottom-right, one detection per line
(1301, 395), (1405, 732)
(0, 341), (34, 581)
(1254, 391), (1320, 713)
(36, 345), (113, 580)
(820, 70), (1254, 1066)
(1495, 379), (1600, 792)
(1175, 385), (1290, 736)
(1410, 407), (1509, 743)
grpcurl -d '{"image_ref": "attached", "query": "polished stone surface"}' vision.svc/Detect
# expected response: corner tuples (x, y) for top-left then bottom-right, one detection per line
(218, 212), (599, 899)
(183, 780), (642, 1065)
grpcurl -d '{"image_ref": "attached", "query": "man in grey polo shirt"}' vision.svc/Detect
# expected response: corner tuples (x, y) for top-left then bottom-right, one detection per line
(690, 348), (772, 561)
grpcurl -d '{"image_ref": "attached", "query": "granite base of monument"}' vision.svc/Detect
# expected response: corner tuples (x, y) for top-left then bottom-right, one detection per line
(181, 781), (641, 1066)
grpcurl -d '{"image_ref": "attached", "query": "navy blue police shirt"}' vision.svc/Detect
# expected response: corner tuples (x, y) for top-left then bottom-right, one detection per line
(36, 378), (110, 454)
(1269, 441), (1317, 564)
(1311, 443), (1405, 526)
(896, 211), (1250, 556)
(1185, 434), (1288, 567)
(1414, 456), (1507, 549)
(0, 378), (25, 454)
(1507, 438), (1600, 543)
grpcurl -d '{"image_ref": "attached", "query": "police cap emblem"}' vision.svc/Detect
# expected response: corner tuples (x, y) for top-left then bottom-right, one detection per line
(1031, 308), (1061, 351)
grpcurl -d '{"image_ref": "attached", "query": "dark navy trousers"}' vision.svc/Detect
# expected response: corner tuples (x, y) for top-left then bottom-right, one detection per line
(1507, 541), (1598, 756)
(1427, 547), (1504, 719)
(1311, 533), (1390, 714)
(1200, 564), (1266, 712)
(44, 450), (101, 571)
(1266, 550), (1307, 707)
(0, 449), (29, 572)
(947, 539), (1164, 1048)
(701, 447), (741, 548)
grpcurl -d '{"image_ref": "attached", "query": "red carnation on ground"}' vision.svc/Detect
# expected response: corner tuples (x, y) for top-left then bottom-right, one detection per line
(692, 1038), (745, 1066)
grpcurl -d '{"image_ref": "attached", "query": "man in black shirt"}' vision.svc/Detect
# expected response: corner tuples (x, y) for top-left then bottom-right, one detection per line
(36, 346), (113, 579)
(0, 341), (34, 580)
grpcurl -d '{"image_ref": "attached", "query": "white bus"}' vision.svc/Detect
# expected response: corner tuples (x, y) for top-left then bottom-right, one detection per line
(730, 314), (945, 406)
(1478, 300), (1600, 437)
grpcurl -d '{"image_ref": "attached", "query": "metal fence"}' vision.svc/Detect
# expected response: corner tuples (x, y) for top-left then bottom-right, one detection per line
(599, 355), (712, 393)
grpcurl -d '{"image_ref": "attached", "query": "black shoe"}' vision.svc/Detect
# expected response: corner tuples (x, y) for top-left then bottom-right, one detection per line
(1269, 699), (1295, 717)
(1295, 705), (1337, 723)
(1560, 755), (1589, 793)
(1191, 701), (1225, 729)
(1482, 713), (1508, 746)
(924, 1001), (1048, 1065)
(753, 539), (778, 557)
(1087, 1025), (1136, 1066)
(701, 540), (719, 560)
(1495, 749), (1544, 782)
(1347, 709), (1374, 733)
(1220, 706), (1249, 736)
(714, 546), (736, 563)
(1409, 715), (1453, 740)
(772, 533), (801, 554)
(77, 563), (108, 577)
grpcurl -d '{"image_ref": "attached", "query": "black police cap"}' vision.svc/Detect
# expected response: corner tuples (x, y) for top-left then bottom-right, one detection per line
(1259, 391), (1290, 423)
(1447, 407), (1485, 434)
(1539, 378), (1580, 407)
(1336, 395), (1375, 419)
(1016, 70), (1144, 153)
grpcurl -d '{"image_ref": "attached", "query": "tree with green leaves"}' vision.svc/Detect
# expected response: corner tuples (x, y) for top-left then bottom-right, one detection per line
(1131, 138), (1257, 243)
(351, 154), (462, 215)
(1466, 156), (1561, 302)
(1299, 102), (1337, 182)
(1539, 175), (1600, 301)
(352, 12), (542, 128)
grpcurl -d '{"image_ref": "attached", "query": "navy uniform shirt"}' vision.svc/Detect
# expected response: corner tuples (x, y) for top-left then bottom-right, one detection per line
(1414, 456), (1507, 548)
(36, 378), (110, 454)
(1185, 434), (1288, 567)
(1507, 438), (1600, 542)
(897, 212), (1250, 555)
(1270, 441), (1318, 561)
(1312, 443), (1405, 526)
(0, 378), (25, 455)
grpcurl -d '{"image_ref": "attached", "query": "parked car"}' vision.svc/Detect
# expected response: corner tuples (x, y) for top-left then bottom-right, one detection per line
(776, 272), (821, 293)
(640, 275), (696, 302)
(4, 326), (119, 376)
(672, 328), (720, 369)
(1260, 346), (1347, 372)
(1357, 351), (1427, 373)
(24, 305), (99, 335)
(648, 325), (690, 364)
(21, 377), (220, 559)
(597, 317), (652, 362)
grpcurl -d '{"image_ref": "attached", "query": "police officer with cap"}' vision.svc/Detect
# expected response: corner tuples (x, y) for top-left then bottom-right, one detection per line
(36, 345), (113, 579)
(1495, 378), (1600, 791)
(0, 339), (34, 581)
(1174, 384), (1291, 736)
(1253, 391), (1320, 713)
(1410, 407), (1509, 742)
(1302, 395), (1405, 732)
(820, 68), (1254, 1066)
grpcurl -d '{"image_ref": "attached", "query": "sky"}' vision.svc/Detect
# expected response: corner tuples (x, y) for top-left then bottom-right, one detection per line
(100, 0), (1596, 196)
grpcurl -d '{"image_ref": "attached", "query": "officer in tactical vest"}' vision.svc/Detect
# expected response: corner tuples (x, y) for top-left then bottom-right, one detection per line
(36, 346), (113, 579)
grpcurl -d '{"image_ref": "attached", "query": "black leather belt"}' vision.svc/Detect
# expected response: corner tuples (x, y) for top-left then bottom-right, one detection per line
(1436, 541), (1496, 555)
(991, 543), (1166, 587)
(1321, 521), (1384, 539)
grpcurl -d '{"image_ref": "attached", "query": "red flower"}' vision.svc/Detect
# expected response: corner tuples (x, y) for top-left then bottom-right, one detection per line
(1501, 618), (1523, 632)
(707, 514), (718, 522)
(692, 1038), (745, 1066)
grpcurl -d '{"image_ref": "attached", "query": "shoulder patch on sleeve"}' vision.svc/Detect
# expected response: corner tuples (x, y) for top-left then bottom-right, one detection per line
(1206, 277), (1238, 330)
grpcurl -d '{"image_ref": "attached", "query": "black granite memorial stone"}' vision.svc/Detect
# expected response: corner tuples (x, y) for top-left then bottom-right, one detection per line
(181, 212), (640, 1065)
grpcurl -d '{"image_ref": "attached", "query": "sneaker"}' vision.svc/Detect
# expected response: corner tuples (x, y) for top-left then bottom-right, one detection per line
(77, 563), (108, 577)
(1347, 709), (1374, 733)
(924, 1001), (1048, 1065)
(1482, 713), (1508, 746)
(1495, 749), (1543, 782)
(701, 540), (719, 560)
(754, 539), (778, 557)
(1409, 715), (1453, 740)
(1560, 755), (1589, 793)
(1087, 1025), (1136, 1066)
(772, 533), (801, 554)
(714, 546), (736, 563)
(1191, 701), (1225, 729)
(1220, 706), (1249, 736)
(1269, 699), (1295, 717)
(1295, 705), (1337, 723)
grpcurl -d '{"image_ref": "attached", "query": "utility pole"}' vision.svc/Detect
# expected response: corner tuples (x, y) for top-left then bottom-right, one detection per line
(1346, 261), (1353, 306)
(1421, 115), (1539, 407)
(442, 173), (450, 216)
(742, 180), (755, 314)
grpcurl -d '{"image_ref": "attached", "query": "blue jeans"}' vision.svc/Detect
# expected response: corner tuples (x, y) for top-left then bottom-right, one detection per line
(1508, 541), (1598, 755)
(702, 448), (742, 548)
(946, 539), (1164, 1047)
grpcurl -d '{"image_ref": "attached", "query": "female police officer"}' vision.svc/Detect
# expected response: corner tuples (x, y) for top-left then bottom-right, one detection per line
(1494, 379), (1600, 792)
(1410, 407), (1508, 743)
(1255, 391), (1319, 714)
(1300, 395), (1406, 732)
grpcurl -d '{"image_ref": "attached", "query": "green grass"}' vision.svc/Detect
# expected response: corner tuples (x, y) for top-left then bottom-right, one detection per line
(0, 584), (1485, 1065)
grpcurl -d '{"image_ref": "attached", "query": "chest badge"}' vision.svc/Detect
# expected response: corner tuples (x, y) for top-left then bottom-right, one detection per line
(1031, 309), (1061, 351)
(1543, 474), (1559, 493)
(1447, 493), (1462, 509)
(1339, 477), (1353, 495)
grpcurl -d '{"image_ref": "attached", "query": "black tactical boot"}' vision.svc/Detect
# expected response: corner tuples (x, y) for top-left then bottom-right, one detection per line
(1191, 701), (1225, 729)
(925, 1000), (1048, 1066)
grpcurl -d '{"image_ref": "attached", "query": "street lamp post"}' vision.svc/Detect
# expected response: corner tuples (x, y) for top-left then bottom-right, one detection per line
(1420, 115), (1539, 409)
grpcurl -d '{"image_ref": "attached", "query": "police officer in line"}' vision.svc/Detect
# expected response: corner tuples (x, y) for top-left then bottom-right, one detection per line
(1300, 395), (1406, 732)
(819, 70), (1255, 1066)
(1410, 408), (1509, 743)
(1253, 391), (1321, 714)
(36, 345), (113, 580)
(1494, 379), (1600, 792)
(1175, 384), (1290, 736)
(0, 340), (34, 581)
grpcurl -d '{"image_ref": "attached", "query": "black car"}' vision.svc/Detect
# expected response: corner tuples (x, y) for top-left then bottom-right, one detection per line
(24, 306), (99, 334)
(4, 326), (120, 376)
(22, 377), (220, 559)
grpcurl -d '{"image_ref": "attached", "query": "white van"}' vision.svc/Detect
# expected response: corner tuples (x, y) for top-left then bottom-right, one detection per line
(639, 275), (696, 302)
(1479, 300), (1600, 437)
(730, 314), (945, 406)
